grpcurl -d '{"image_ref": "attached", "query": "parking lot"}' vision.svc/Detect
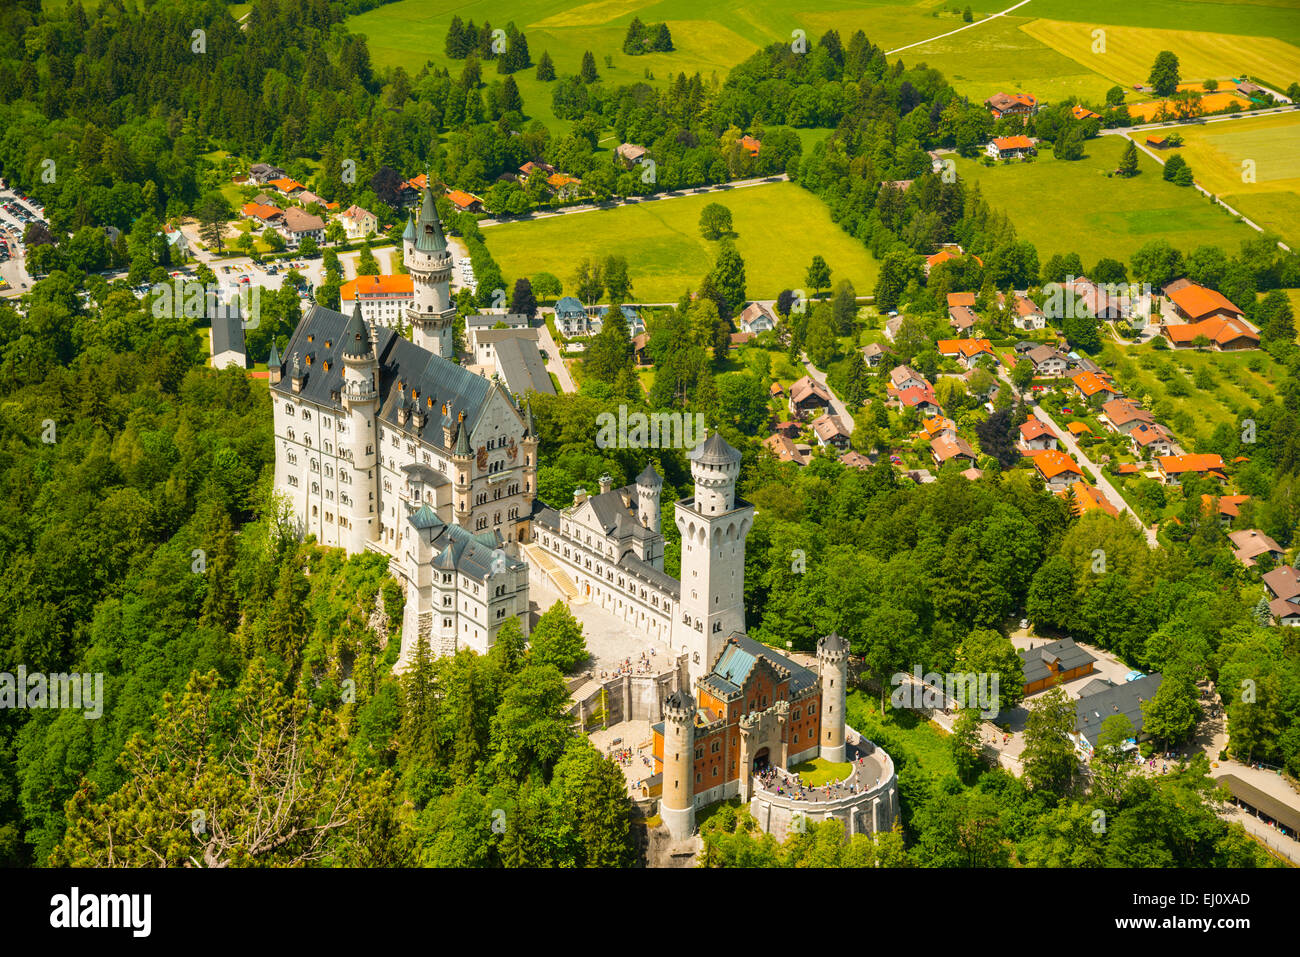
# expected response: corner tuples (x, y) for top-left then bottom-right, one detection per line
(0, 184), (42, 295)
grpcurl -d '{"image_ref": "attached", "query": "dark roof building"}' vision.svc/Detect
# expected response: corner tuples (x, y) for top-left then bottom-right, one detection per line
(1072, 672), (1164, 751)
(1018, 637), (1097, 695)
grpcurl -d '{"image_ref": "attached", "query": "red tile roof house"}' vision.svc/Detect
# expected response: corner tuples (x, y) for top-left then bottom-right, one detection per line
(888, 364), (929, 393)
(892, 382), (941, 417)
(240, 201), (284, 227)
(1201, 493), (1250, 527)
(446, 189), (485, 214)
(1010, 294), (1045, 331)
(926, 245), (982, 276)
(1157, 453), (1226, 486)
(1228, 529), (1284, 568)
(1071, 104), (1101, 121)
(1071, 370), (1120, 402)
(340, 204), (378, 240)
(931, 435), (977, 468)
(1019, 418), (1058, 452)
(985, 92), (1039, 120)
(1101, 399), (1155, 435)
(1161, 279), (1258, 350)
(937, 338), (995, 369)
(1268, 597), (1300, 627)
(811, 413), (851, 449)
(946, 292), (976, 310)
(986, 135), (1037, 160)
(1031, 449), (1084, 490)
(840, 451), (875, 471)
(1129, 422), (1176, 458)
(773, 420), (801, 439)
(1061, 480), (1119, 518)
(789, 375), (833, 418)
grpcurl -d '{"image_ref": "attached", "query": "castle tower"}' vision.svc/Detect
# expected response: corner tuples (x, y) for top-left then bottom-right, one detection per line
(340, 300), (380, 553)
(267, 338), (282, 386)
(451, 410), (473, 527)
(636, 462), (662, 533)
(660, 689), (696, 839)
(520, 400), (539, 508)
(673, 431), (754, 682)
(404, 185), (456, 358)
(816, 632), (849, 762)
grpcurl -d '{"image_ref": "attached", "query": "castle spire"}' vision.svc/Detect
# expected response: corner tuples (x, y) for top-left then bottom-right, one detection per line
(342, 298), (373, 360)
(414, 184), (447, 254)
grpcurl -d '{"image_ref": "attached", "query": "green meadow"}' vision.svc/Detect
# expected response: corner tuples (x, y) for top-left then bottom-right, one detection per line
(482, 180), (880, 302)
(953, 134), (1261, 265)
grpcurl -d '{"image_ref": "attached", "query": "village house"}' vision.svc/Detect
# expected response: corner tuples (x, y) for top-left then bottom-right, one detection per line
(930, 435), (977, 468)
(921, 416), (958, 442)
(937, 338), (995, 369)
(1262, 565), (1300, 605)
(862, 342), (890, 367)
(1025, 345), (1070, 377)
(947, 305), (979, 334)
(986, 135), (1037, 160)
(1157, 453), (1226, 485)
(893, 383), (940, 417)
(1228, 529), (1284, 568)
(1161, 280), (1257, 350)
(280, 207), (325, 248)
(926, 245), (981, 276)
(763, 432), (810, 466)
(615, 143), (649, 168)
(737, 302), (776, 335)
(1067, 421), (1093, 440)
(1010, 294), (1045, 330)
(553, 296), (589, 337)
(1071, 370), (1119, 402)
(446, 190), (485, 214)
(1201, 494), (1250, 527)
(1018, 637), (1095, 696)
(1130, 422), (1176, 458)
(738, 135), (762, 157)
(888, 364), (929, 393)
(268, 176), (306, 196)
(985, 92), (1039, 120)
(789, 376), (834, 419)
(241, 201), (283, 228)
(811, 413), (851, 450)
(1101, 398), (1154, 435)
(249, 162), (287, 185)
(1031, 449), (1083, 489)
(1071, 674), (1164, 754)
(947, 292), (976, 309)
(1071, 104), (1101, 121)
(1019, 418), (1057, 452)
(840, 451), (875, 471)
(340, 205), (379, 240)
(1062, 481), (1118, 518)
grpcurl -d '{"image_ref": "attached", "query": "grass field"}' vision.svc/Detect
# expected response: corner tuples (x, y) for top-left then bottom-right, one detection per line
(1145, 111), (1300, 246)
(482, 180), (880, 301)
(954, 134), (1261, 264)
(1023, 18), (1300, 93)
(788, 757), (853, 785)
(1017, 0), (1300, 47)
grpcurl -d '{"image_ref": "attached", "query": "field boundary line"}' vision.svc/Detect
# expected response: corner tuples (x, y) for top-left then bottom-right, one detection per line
(885, 0), (1034, 55)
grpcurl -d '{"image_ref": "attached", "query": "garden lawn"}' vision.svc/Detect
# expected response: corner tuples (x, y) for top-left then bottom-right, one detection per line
(789, 757), (853, 786)
(482, 181), (880, 302)
(953, 135), (1261, 265)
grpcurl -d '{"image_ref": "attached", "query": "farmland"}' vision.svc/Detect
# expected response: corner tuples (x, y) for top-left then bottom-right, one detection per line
(1023, 18), (1300, 92)
(482, 180), (880, 302)
(1145, 111), (1300, 247)
(953, 135), (1261, 265)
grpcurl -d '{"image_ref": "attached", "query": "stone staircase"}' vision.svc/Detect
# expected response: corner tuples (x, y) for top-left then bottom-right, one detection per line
(522, 541), (587, 604)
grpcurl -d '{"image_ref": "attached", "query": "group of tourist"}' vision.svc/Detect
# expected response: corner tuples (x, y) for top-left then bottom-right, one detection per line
(598, 648), (658, 680)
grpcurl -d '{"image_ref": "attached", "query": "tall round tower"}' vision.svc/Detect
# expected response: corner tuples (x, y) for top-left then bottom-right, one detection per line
(816, 631), (849, 762)
(340, 300), (380, 553)
(660, 689), (696, 839)
(405, 185), (456, 359)
(635, 462), (662, 532)
(688, 431), (741, 515)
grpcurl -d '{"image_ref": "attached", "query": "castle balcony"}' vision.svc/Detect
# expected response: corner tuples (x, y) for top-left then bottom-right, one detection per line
(344, 383), (378, 403)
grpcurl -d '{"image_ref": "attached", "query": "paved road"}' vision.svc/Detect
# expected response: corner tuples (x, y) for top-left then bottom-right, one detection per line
(536, 320), (576, 393)
(799, 351), (855, 433)
(1032, 403), (1158, 547)
(885, 0), (1034, 55)
(478, 175), (790, 228)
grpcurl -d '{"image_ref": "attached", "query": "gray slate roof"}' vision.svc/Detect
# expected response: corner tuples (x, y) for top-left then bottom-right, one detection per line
(1073, 672), (1163, 748)
(211, 309), (246, 361)
(494, 334), (556, 397)
(272, 303), (500, 450)
(1018, 637), (1096, 685)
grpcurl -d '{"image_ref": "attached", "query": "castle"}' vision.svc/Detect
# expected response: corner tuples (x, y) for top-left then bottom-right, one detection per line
(270, 185), (534, 660)
(268, 186), (895, 844)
